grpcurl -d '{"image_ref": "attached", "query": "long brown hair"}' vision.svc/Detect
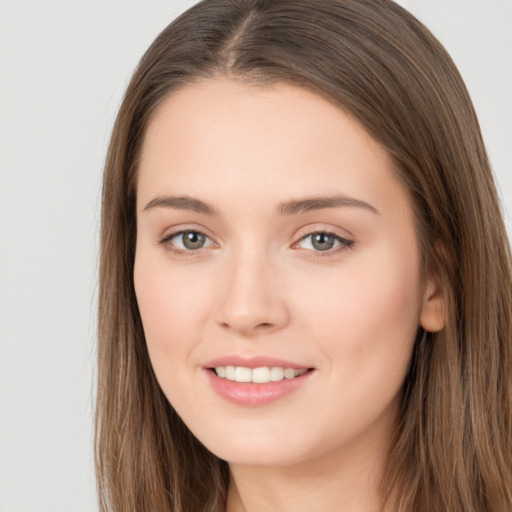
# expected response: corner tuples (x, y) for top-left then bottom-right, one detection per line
(95, 1), (512, 510)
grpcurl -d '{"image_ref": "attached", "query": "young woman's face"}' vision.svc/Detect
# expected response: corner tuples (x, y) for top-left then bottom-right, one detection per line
(134, 78), (442, 468)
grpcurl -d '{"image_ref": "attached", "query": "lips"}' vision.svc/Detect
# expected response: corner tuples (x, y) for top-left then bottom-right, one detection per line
(203, 355), (315, 406)
(204, 355), (310, 370)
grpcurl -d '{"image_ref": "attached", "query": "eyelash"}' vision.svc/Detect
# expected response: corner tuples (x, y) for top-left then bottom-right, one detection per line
(295, 230), (355, 258)
(158, 230), (214, 258)
(158, 229), (355, 258)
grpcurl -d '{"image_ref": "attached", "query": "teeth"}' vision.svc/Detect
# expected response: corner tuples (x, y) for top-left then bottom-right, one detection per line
(252, 367), (270, 383)
(234, 367), (251, 382)
(214, 366), (308, 383)
(270, 367), (284, 381)
(284, 368), (296, 379)
(226, 366), (236, 380)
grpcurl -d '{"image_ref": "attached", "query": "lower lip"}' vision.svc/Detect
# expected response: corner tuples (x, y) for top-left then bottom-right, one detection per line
(204, 369), (314, 406)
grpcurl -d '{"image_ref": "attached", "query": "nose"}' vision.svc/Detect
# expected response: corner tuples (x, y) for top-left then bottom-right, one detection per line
(214, 249), (290, 336)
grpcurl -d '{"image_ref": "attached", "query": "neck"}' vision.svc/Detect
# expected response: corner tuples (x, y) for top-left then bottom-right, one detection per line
(226, 423), (396, 512)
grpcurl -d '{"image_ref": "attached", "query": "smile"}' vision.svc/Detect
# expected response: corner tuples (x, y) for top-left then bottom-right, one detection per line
(214, 366), (308, 383)
(204, 358), (315, 406)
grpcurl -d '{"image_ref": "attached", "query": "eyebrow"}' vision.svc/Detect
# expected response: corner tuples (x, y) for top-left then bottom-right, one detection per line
(143, 194), (379, 216)
(277, 196), (379, 216)
(143, 195), (217, 215)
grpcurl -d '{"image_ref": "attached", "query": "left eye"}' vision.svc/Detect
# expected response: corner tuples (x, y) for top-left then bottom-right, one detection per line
(165, 230), (213, 250)
(297, 232), (351, 252)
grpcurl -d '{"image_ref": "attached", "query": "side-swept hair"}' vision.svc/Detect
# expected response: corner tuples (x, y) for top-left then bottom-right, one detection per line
(96, 1), (512, 510)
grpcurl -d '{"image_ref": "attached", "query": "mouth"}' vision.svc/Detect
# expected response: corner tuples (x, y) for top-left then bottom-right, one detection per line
(204, 358), (315, 406)
(210, 366), (311, 383)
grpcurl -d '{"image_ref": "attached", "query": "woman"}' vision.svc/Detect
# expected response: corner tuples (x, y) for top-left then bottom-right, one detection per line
(95, 0), (512, 510)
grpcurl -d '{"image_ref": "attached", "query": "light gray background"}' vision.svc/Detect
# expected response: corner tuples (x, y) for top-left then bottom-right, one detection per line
(0, 1), (510, 511)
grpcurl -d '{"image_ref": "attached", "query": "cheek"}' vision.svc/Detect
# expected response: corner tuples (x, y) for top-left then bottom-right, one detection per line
(133, 249), (210, 372)
(300, 248), (422, 381)
(134, 267), (180, 346)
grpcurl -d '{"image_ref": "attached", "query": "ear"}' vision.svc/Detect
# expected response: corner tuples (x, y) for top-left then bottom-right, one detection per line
(419, 276), (446, 333)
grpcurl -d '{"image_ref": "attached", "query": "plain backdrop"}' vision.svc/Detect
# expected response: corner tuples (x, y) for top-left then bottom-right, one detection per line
(0, 1), (510, 511)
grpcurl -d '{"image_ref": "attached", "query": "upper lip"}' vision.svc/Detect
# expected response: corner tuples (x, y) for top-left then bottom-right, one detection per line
(203, 355), (311, 370)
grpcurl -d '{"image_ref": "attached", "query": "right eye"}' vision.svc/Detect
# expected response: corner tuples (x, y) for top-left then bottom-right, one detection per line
(159, 230), (214, 252)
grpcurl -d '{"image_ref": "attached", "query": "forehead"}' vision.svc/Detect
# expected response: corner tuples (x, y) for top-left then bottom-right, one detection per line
(137, 78), (406, 219)
(141, 78), (381, 163)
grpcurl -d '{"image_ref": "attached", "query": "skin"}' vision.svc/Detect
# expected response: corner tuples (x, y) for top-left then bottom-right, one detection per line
(134, 78), (445, 512)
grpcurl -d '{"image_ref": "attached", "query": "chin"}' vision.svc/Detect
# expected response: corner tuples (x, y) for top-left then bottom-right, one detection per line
(209, 442), (304, 468)
(191, 421), (325, 468)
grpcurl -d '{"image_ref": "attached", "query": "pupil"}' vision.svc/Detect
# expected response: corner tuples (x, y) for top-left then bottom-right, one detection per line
(312, 233), (334, 251)
(183, 231), (205, 249)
